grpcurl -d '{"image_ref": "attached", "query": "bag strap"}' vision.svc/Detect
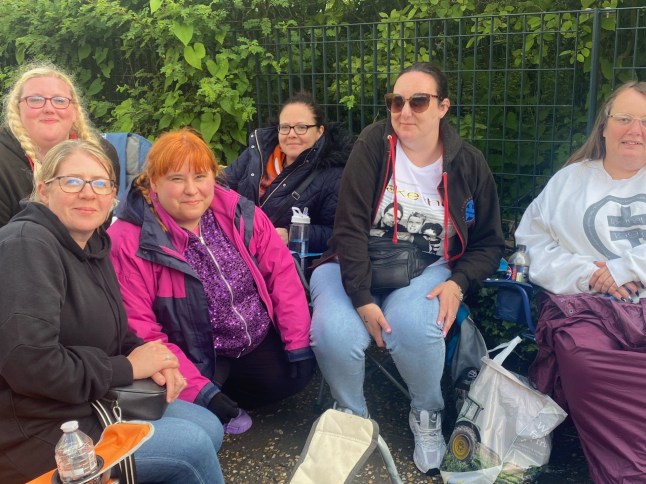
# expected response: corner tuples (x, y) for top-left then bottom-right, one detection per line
(268, 168), (320, 225)
(489, 335), (523, 365)
(91, 400), (138, 483)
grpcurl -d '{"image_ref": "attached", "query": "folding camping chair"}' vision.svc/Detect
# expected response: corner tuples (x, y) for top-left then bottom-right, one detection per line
(288, 409), (403, 484)
(103, 132), (152, 202)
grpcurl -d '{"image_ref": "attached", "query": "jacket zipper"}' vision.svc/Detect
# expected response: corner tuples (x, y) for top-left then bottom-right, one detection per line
(260, 148), (315, 208)
(198, 223), (252, 358)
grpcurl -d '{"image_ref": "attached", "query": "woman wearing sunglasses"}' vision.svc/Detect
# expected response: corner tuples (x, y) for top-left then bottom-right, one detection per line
(0, 62), (119, 228)
(225, 91), (353, 252)
(310, 62), (504, 475)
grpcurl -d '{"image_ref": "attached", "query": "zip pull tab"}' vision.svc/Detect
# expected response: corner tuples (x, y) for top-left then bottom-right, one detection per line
(112, 400), (123, 423)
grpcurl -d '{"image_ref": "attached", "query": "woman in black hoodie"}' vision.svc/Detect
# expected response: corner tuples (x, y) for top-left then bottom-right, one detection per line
(0, 140), (224, 483)
(224, 91), (354, 253)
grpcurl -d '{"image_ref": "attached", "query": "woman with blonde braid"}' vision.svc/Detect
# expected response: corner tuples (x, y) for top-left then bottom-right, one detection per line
(0, 62), (119, 227)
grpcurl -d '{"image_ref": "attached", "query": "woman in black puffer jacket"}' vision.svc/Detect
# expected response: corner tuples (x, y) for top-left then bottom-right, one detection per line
(224, 91), (354, 253)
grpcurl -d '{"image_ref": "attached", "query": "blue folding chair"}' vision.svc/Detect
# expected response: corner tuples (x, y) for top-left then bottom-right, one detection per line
(103, 132), (152, 202)
(482, 278), (536, 341)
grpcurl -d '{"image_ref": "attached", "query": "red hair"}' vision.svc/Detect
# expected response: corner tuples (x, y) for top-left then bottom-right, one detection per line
(145, 128), (219, 181)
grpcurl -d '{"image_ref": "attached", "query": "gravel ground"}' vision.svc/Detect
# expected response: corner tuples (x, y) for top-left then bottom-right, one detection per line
(219, 349), (592, 483)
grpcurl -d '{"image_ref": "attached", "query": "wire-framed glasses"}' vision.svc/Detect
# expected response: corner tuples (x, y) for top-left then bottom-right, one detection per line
(45, 176), (115, 195)
(607, 113), (646, 129)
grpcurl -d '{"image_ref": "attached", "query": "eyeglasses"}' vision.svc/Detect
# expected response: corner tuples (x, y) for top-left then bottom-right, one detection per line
(607, 113), (646, 129)
(277, 124), (319, 135)
(384, 93), (442, 114)
(20, 96), (72, 109)
(45, 176), (115, 195)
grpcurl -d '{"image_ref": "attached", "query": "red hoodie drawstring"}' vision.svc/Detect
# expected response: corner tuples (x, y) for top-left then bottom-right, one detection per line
(374, 135), (399, 243)
(389, 139), (399, 244)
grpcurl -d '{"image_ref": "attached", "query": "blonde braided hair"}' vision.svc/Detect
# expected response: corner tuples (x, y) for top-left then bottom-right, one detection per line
(1, 62), (103, 177)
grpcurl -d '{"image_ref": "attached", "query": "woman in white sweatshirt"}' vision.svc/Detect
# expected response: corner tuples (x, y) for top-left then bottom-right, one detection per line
(515, 81), (646, 484)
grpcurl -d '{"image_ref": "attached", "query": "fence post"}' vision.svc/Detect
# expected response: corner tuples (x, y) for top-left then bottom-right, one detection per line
(587, 9), (602, 134)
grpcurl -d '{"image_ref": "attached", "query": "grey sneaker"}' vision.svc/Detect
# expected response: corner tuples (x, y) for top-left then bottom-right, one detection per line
(409, 409), (447, 473)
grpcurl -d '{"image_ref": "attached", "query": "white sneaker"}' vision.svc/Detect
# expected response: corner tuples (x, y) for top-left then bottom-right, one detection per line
(409, 409), (447, 473)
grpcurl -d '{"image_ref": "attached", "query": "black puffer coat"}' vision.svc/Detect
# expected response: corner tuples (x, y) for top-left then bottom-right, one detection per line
(224, 124), (354, 253)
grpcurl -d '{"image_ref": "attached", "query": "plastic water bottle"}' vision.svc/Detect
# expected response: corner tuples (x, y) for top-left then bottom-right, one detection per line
(507, 244), (530, 282)
(55, 420), (98, 483)
(288, 207), (311, 258)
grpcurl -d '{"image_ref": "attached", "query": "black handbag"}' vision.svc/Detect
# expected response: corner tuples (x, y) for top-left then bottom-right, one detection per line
(90, 379), (167, 484)
(93, 378), (168, 424)
(367, 237), (429, 292)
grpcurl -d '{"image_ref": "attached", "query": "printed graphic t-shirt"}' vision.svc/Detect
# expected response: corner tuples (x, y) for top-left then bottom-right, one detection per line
(371, 142), (455, 265)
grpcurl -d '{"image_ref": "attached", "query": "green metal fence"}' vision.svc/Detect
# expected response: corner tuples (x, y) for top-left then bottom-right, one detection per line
(251, 7), (646, 235)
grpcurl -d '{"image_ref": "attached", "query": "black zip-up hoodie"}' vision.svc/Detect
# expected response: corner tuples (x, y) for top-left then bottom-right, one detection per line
(325, 118), (505, 308)
(0, 203), (141, 483)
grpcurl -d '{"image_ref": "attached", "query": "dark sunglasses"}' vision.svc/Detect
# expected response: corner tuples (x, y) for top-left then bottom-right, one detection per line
(384, 93), (442, 114)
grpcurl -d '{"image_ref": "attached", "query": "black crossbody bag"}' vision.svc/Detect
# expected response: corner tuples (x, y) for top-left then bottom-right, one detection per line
(367, 237), (429, 292)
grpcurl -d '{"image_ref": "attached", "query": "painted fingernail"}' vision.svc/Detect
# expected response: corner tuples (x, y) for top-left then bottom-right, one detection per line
(621, 297), (628, 303)
(588, 285), (592, 290)
(436, 320), (443, 327)
(442, 330), (447, 338)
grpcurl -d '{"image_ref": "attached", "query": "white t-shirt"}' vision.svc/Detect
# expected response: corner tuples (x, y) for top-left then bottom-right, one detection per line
(371, 142), (455, 263)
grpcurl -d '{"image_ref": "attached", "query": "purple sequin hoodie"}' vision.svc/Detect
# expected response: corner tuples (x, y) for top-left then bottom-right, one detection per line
(108, 184), (312, 403)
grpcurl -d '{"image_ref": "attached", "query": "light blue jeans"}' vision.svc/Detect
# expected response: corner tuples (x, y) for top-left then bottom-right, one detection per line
(135, 399), (225, 484)
(310, 262), (449, 418)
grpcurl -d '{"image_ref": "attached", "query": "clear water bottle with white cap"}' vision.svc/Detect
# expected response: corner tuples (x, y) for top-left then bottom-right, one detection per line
(54, 420), (98, 483)
(507, 244), (531, 283)
(289, 207), (311, 264)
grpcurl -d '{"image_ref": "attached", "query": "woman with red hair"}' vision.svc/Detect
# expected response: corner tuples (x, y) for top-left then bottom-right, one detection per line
(108, 128), (314, 435)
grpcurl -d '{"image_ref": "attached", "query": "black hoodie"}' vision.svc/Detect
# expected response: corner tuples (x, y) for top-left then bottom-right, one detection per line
(0, 203), (141, 483)
(0, 126), (121, 229)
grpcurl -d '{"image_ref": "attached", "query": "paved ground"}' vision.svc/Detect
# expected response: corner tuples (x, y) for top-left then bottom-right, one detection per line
(219, 350), (592, 483)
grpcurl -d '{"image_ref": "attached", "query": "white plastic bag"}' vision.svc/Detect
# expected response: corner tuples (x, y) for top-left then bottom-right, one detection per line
(441, 337), (567, 483)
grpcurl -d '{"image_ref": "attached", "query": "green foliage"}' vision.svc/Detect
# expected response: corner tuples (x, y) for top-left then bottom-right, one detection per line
(0, 0), (641, 177)
(0, 0), (280, 163)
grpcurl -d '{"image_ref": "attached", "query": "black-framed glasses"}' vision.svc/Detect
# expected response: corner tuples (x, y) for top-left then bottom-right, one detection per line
(607, 113), (646, 129)
(45, 176), (115, 195)
(384, 93), (442, 114)
(20, 95), (72, 109)
(277, 124), (319, 135)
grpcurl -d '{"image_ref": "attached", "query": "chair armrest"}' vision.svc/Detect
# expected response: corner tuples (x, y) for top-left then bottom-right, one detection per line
(483, 278), (536, 335)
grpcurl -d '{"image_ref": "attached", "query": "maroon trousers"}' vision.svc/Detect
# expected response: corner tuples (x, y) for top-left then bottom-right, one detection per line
(530, 292), (646, 483)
